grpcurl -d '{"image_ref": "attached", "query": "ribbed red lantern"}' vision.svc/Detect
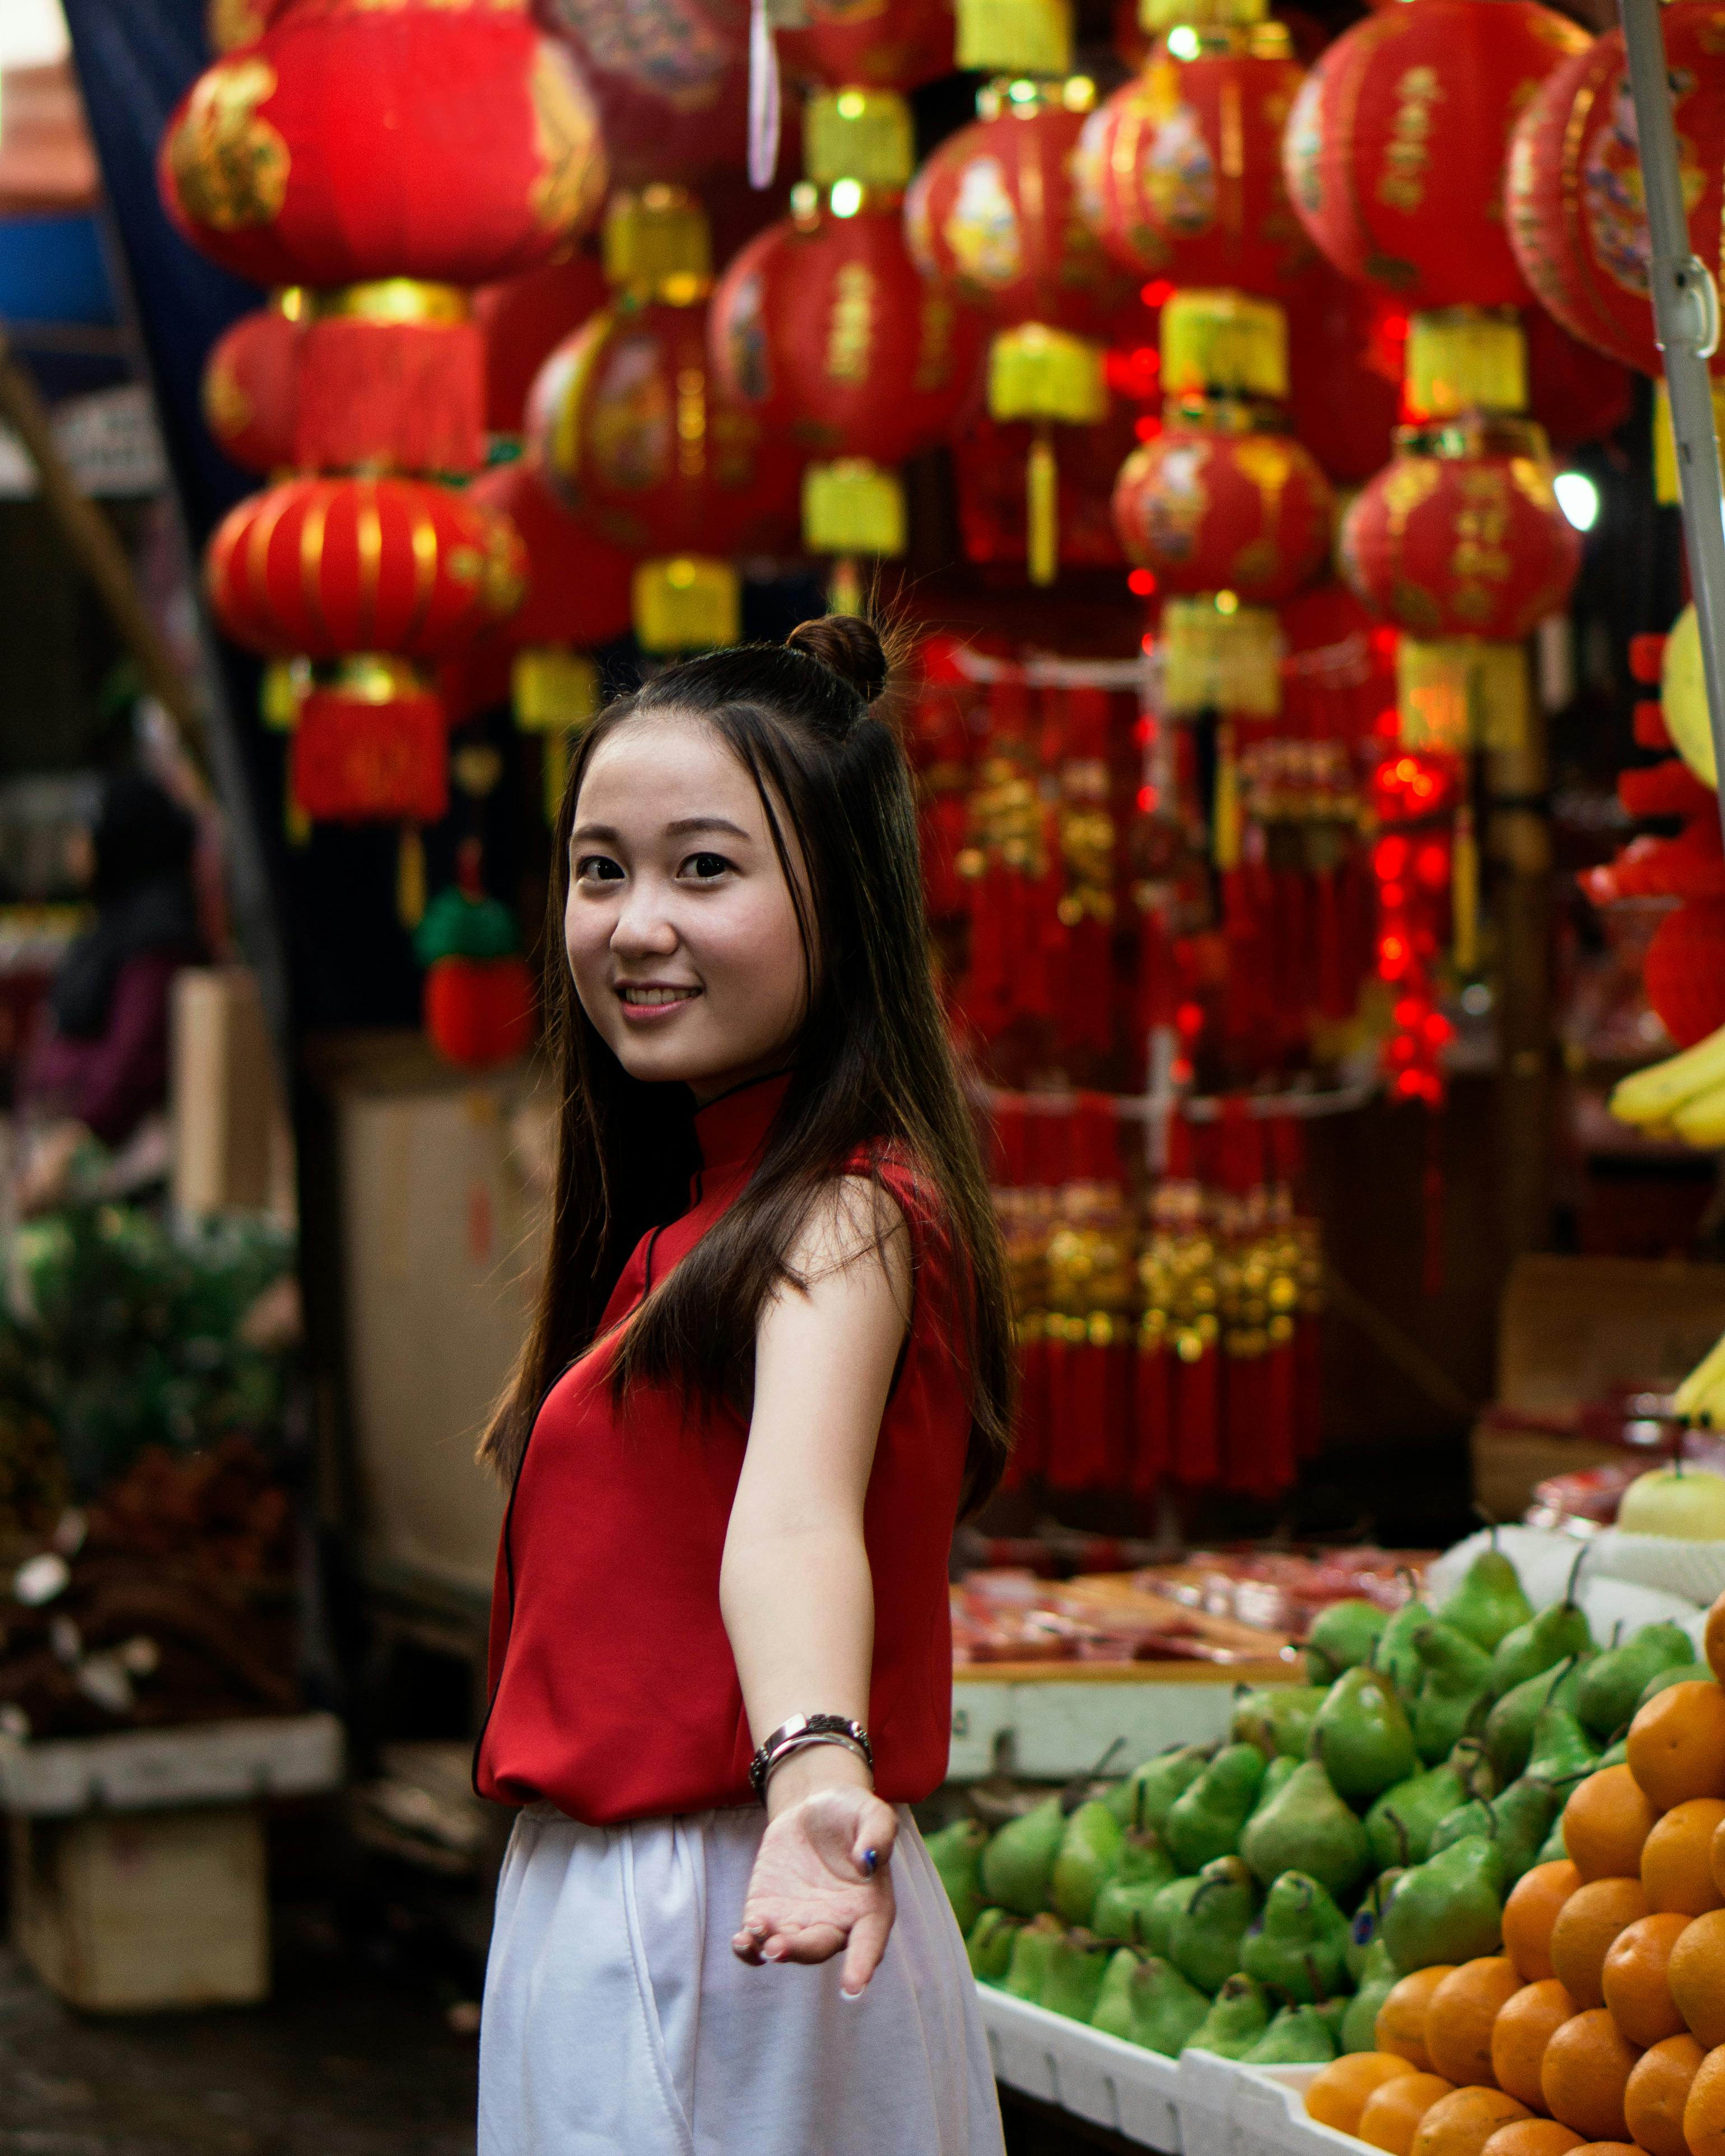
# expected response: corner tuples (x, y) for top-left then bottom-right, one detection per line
(1113, 418), (1334, 601)
(539, 0), (752, 184)
(202, 295), (299, 476)
(208, 477), (526, 662)
(474, 254), (610, 441)
(1507, 9), (1725, 381)
(779, 0), (955, 90)
(531, 189), (803, 651)
(1282, 0), (1589, 312)
(1645, 900), (1725, 1048)
(1075, 13), (1312, 298)
(1340, 421), (1582, 643)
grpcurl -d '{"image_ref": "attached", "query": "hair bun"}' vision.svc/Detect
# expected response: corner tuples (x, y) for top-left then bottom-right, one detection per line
(786, 614), (889, 706)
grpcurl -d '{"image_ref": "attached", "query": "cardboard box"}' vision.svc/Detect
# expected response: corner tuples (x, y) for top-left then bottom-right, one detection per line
(170, 967), (293, 1219)
(1471, 1254), (1725, 1520)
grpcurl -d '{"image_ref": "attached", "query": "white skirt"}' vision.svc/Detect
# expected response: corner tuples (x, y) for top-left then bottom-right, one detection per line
(478, 1802), (1005, 2156)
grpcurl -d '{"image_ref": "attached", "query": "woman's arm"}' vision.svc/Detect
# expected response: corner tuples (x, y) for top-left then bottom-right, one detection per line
(720, 1174), (912, 1994)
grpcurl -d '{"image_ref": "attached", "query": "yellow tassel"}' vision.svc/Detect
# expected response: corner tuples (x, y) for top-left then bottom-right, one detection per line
(1160, 597), (1282, 717)
(633, 557), (742, 654)
(260, 657), (308, 732)
(805, 90), (915, 189)
(512, 648), (598, 734)
(397, 827), (426, 931)
(955, 0), (1073, 76)
(1141, 0), (1266, 27)
(989, 324), (1108, 426)
(1652, 379), (1725, 507)
(284, 785), (310, 849)
(1404, 309), (1527, 421)
(1160, 291), (1288, 402)
(602, 187), (712, 304)
(1452, 804), (1480, 973)
(1212, 720), (1242, 870)
(1396, 638), (1529, 754)
(1027, 428), (1059, 587)
(803, 459), (906, 557)
(828, 556), (865, 618)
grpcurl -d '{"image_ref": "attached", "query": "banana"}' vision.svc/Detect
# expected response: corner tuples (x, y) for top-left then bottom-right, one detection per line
(1673, 1324), (1725, 1420)
(1611, 1021), (1725, 1126)
(1672, 1085), (1725, 1149)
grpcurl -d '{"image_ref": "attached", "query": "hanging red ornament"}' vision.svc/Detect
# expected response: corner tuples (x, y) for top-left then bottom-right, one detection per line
(1282, 0), (1590, 312)
(539, 0), (753, 185)
(1075, 0), (1312, 300)
(1644, 900), (1725, 1049)
(474, 254), (611, 442)
(952, 400), (1143, 575)
(1285, 266), (1403, 487)
(778, 0), (957, 92)
(1507, 9), (1725, 382)
(1113, 419), (1332, 603)
(201, 292), (300, 477)
(531, 187), (803, 652)
(416, 859), (537, 1070)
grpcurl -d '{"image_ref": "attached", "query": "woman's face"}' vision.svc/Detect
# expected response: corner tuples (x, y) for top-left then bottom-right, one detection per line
(566, 712), (809, 1102)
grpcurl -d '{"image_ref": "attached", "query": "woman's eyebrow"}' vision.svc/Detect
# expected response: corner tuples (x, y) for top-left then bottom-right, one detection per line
(664, 816), (752, 839)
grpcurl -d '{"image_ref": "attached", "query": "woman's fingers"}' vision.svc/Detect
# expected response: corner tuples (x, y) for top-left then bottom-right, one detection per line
(839, 1898), (894, 1997)
(849, 1806), (896, 1879)
(761, 1921), (846, 1964)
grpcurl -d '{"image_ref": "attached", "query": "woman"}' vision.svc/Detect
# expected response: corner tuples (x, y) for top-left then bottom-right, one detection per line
(474, 615), (1014, 2155)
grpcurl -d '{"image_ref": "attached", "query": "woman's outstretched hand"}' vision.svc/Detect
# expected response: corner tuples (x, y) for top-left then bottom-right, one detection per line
(732, 1784), (899, 1996)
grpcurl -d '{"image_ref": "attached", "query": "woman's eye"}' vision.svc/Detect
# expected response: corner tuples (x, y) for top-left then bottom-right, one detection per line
(574, 855), (624, 883)
(683, 852), (733, 881)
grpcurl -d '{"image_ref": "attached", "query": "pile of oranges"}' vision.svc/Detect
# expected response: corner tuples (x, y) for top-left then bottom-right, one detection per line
(1304, 1592), (1725, 2156)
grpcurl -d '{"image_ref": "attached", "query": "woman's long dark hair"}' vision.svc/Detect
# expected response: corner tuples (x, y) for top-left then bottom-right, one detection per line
(479, 614), (1015, 1511)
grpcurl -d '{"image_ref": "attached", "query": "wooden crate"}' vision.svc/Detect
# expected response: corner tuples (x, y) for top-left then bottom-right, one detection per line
(11, 1803), (268, 2012)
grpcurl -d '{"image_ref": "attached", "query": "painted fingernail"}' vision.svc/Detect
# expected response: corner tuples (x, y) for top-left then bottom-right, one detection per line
(841, 1987), (861, 2001)
(862, 1848), (879, 1875)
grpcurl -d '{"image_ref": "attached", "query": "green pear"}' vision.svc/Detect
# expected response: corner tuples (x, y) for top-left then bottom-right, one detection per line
(1348, 1873), (1402, 1981)
(1242, 2004), (1339, 2064)
(1092, 1877), (1165, 1945)
(1252, 1756), (1300, 1813)
(1051, 1800), (1126, 1927)
(1123, 1955), (1213, 2055)
(1309, 1665), (1419, 1802)
(1145, 1873), (1205, 1958)
(1241, 1871), (1351, 2004)
(1638, 1662), (1715, 1712)
(1577, 1623), (1695, 1742)
(1489, 1775), (1563, 1884)
(1537, 1817), (1567, 1864)
(1307, 1599), (1389, 1686)
(1380, 1836), (1505, 1974)
(1449, 1737), (1500, 1802)
(1233, 1685), (1330, 1760)
(1090, 1946), (1142, 2040)
(1428, 1795), (1495, 1860)
(1489, 1564), (1594, 1699)
(967, 1906), (1023, 1982)
(1003, 1911), (1066, 2000)
(1118, 1827), (1177, 1888)
(1121, 1744), (1214, 1835)
(1438, 1542), (1533, 1653)
(1043, 1931), (1112, 2021)
(1187, 1973), (1273, 2058)
(981, 1794), (1067, 1917)
(1342, 1939), (1398, 2052)
(927, 1817), (990, 1934)
(1526, 1701), (1599, 1788)
(1365, 1763), (1467, 1871)
(1241, 1758), (1373, 1901)
(1485, 1658), (1592, 1781)
(1164, 1743), (1267, 1873)
(1317, 1998), (1351, 2044)
(1374, 1595), (1434, 1702)
(1411, 1621), (1495, 1763)
(1168, 1855), (1259, 1995)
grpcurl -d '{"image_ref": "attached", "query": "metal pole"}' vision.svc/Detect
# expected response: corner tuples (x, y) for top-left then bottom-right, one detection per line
(1620, 0), (1725, 843)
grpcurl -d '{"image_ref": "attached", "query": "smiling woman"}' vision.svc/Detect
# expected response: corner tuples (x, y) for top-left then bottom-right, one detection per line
(472, 615), (1015, 2156)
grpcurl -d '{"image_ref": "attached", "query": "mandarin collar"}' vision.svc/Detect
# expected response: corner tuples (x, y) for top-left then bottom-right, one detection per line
(692, 1070), (793, 1173)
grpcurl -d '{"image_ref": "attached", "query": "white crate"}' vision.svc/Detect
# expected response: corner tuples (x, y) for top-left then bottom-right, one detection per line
(975, 1985), (1183, 2150)
(0, 1714), (344, 1817)
(1237, 2066), (1372, 2156)
(1179, 2045), (1250, 2156)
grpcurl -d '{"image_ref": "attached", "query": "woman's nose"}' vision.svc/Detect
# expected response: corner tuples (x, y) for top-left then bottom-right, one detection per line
(609, 880), (679, 957)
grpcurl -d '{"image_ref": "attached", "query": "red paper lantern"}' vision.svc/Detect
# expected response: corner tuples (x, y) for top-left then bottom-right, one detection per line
(160, 1), (608, 291)
(1285, 267), (1404, 487)
(207, 475), (526, 662)
(469, 460), (635, 655)
(539, 0), (752, 184)
(474, 255), (610, 440)
(778, 0), (956, 91)
(710, 201), (984, 464)
(905, 92), (1137, 342)
(1645, 899), (1725, 1048)
(293, 668), (449, 825)
(1507, 9), (1725, 379)
(1075, 24), (1313, 298)
(206, 0), (290, 52)
(1282, 0), (1590, 311)
(1340, 420), (1582, 642)
(202, 296), (299, 476)
(1523, 305), (1635, 451)
(1113, 419), (1333, 603)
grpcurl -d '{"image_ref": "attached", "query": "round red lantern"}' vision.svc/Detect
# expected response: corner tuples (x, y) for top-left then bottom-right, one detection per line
(1507, 10), (1725, 380)
(474, 254), (610, 440)
(1113, 417), (1334, 603)
(1075, 18), (1312, 298)
(160, 1), (609, 291)
(1285, 265), (1402, 486)
(540, 0), (752, 185)
(530, 190), (803, 650)
(778, 0), (956, 91)
(416, 872), (537, 1068)
(1645, 899), (1725, 1048)
(1339, 418), (1582, 643)
(1282, 0), (1590, 312)
(470, 460), (635, 656)
(207, 475), (527, 663)
(202, 293), (300, 476)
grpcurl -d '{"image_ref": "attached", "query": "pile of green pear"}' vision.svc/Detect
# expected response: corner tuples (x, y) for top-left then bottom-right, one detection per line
(930, 1538), (1709, 2069)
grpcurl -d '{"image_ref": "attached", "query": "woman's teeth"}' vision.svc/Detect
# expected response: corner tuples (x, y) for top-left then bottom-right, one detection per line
(619, 987), (697, 1005)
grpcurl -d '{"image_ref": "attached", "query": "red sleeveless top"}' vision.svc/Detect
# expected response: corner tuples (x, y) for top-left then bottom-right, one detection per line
(474, 1073), (969, 1824)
